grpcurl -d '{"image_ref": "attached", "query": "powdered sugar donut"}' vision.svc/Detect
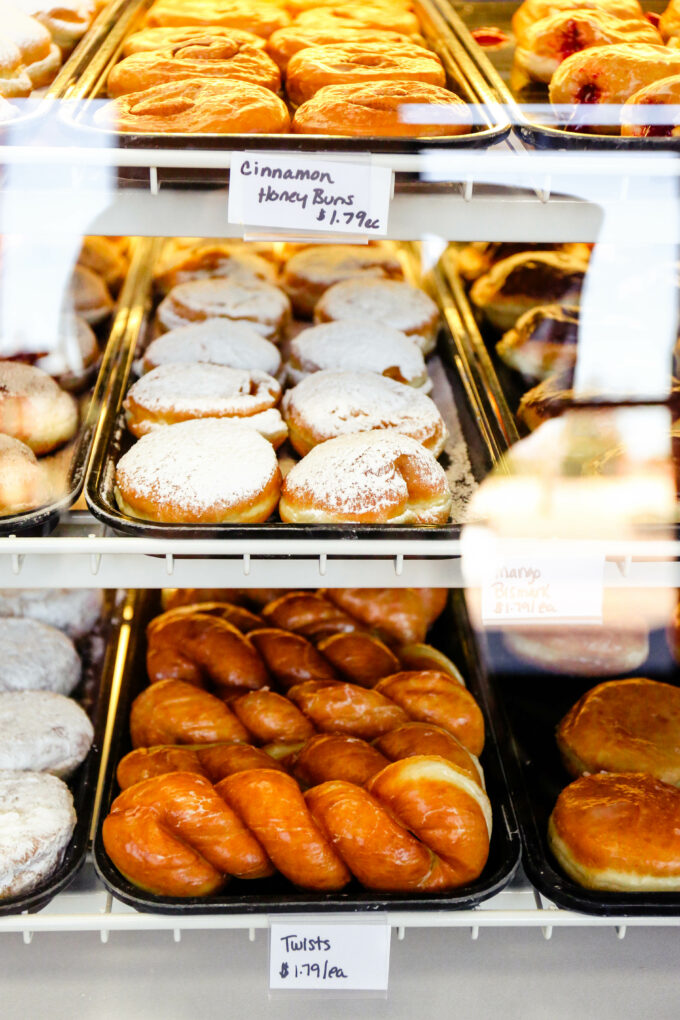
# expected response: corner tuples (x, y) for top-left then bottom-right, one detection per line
(279, 429), (452, 524)
(315, 279), (440, 354)
(0, 770), (76, 898)
(281, 244), (404, 317)
(35, 316), (100, 392)
(123, 363), (282, 438)
(282, 371), (447, 456)
(153, 243), (278, 294)
(68, 265), (114, 325)
(0, 435), (51, 514)
(0, 691), (93, 777)
(0, 618), (81, 695)
(0, 589), (102, 639)
(287, 321), (429, 390)
(0, 361), (79, 455)
(156, 278), (291, 341)
(140, 320), (281, 377)
(115, 418), (281, 523)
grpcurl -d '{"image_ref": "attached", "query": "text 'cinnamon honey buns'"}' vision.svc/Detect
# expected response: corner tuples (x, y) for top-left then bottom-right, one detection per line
(0, 361), (78, 455)
(122, 25), (266, 56)
(548, 772), (680, 891)
(288, 321), (429, 390)
(502, 625), (649, 676)
(156, 277), (291, 340)
(266, 25), (425, 73)
(144, 0), (291, 37)
(281, 244), (404, 318)
(294, 5), (421, 37)
(279, 429), (452, 525)
(114, 418), (282, 524)
(496, 304), (579, 380)
(282, 370), (447, 456)
(556, 678), (680, 785)
(153, 243), (277, 294)
(140, 320), (282, 377)
(511, 0), (646, 45)
(286, 41), (446, 106)
(621, 73), (680, 136)
(515, 10), (660, 84)
(95, 78), (291, 135)
(0, 435), (51, 515)
(315, 278), (440, 353)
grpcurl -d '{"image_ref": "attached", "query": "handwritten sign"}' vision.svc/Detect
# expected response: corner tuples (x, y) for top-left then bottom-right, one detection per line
(481, 552), (604, 626)
(228, 152), (392, 236)
(269, 919), (391, 992)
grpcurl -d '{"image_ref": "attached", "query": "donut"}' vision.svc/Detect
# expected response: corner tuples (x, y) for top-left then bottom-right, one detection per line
(281, 370), (447, 456)
(0, 618), (81, 695)
(511, 0), (646, 45)
(455, 243), (591, 283)
(0, 6), (61, 88)
(68, 265), (114, 325)
(0, 38), (32, 98)
(0, 691), (93, 777)
(315, 279), (439, 354)
(122, 25), (267, 55)
(123, 363), (282, 438)
(0, 362), (78, 455)
(266, 25), (425, 72)
(279, 429), (452, 525)
(0, 770), (76, 898)
(0, 435), (51, 515)
(502, 625), (649, 676)
(141, 321), (281, 377)
(0, 589), (102, 639)
(78, 237), (129, 293)
(287, 0), (413, 15)
(281, 244), (404, 318)
(153, 243), (277, 294)
(15, 0), (98, 49)
(288, 321), (429, 390)
(621, 74), (680, 137)
(517, 369), (575, 430)
(293, 5), (421, 37)
(34, 316), (100, 392)
(156, 278), (291, 341)
(496, 304), (579, 380)
(143, 0), (291, 37)
(114, 418), (282, 524)
(661, 0), (680, 41)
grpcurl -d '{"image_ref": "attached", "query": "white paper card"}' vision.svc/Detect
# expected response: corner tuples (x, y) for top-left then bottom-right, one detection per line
(269, 919), (391, 991)
(481, 551), (604, 626)
(228, 152), (392, 236)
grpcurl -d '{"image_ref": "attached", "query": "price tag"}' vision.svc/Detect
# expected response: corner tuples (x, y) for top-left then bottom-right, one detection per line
(228, 152), (392, 236)
(480, 550), (605, 626)
(269, 918), (391, 992)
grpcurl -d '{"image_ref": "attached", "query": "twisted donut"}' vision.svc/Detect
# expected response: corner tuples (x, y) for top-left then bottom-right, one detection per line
(260, 591), (359, 640)
(150, 602), (265, 634)
(130, 679), (250, 747)
(316, 632), (400, 687)
(375, 672), (485, 756)
(246, 627), (338, 689)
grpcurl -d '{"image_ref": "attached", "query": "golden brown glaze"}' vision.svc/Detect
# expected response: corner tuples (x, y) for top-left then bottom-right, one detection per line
(316, 632), (400, 687)
(397, 644), (465, 684)
(375, 722), (483, 786)
(247, 627), (338, 689)
(288, 679), (410, 738)
(260, 591), (358, 641)
(294, 5), (421, 36)
(266, 24), (423, 72)
(291, 733), (390, 787)
(512, 0), (645, 44)
(130, 679), (249, 747)
(323, 587), (444, 645)
(230, 689), (317, 743)
(144, 0), (291, 37)
(374, 672), (485, 755)
(117, 742), (287, 789)
(123, 25), (266, 55)
(149, 602), (264, 634)
(621, 73), (680, 137)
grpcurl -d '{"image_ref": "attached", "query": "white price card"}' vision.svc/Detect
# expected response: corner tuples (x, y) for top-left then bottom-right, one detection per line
(269, 918), (391, 992)
(480, 550), (605, 626)
(228, 152), (392, 236)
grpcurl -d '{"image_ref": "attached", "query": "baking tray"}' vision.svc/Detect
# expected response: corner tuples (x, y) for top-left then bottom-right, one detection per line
(0, 590), (121, 915)
(84, 239), (509, 540)
(438, 0), (680, 150)
(464, 616), (680, 916)
(56, 0), (510, 183)
(93, 588), (521, 915)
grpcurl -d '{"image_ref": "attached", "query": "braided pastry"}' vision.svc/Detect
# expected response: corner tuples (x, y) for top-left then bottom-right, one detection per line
(151, 601), (265, 634)
(322, 588), (447, 645)
(247, 627), (338, 689)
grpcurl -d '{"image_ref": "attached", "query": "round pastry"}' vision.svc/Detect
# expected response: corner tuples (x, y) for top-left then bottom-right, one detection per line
(130, 678), (250, 747)
(0, 435), (51, 515)
(292, 80), (472, 138)
(0, 39), (32, 98)
(374, 671), (484, 755)
(287, 0), (413, 14)
(315, 278), (440, 354)
(114, 418), (282, 524)
(123, 363), (282, 438)
(496, 304), (579, 380)
(266, 25), (425, 72)
(316, 632), (400, 687)
(375, 722), (484, 787)
(286, 41), (446, 106)
(0, 770), (76, 899)
(556, 677), (680, 785)
(511, 0), (646, 44)
(67, 265), (114, 325)
(281, 370), (448, 456)
(660, 0), (680, 41)
(107, 38), (282, 98)
(517, 369), (575, 430)
(143, 0), (291, 37)
(153, 243), (277, 294)
(502, 625), (649, 676)
(156, 278), (291, 341)
(78, 237), (129, 292)
(0, 691), (93, 777)
(621, 74), (680, 137)
(294, 5), (421, 37)
(323, 587), (447, 644)
(281, 244), (403, 318)
(288, 321), (429, 390)
(95, 78), (291, 135)
(0, 588), (102, 639)
(469, 252), (588, 333)
(14, 0), (97, 48)
(122, 25), (266, 55)
(0, 618), (81, 696)
(34, 316), (100, 391)
(0, 361), (78, 455)
(548, 772), (680, 891)
(279, 429), (452, 525)
(456, 242), (591, 283)
(0, 6), (61, 87)
(140, 320), (281, 377)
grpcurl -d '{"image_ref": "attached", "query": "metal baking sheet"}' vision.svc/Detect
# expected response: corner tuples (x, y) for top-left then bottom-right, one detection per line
(439, 0), (680, 150)
(93, 588), (521, 915)
(85, 239), (506, 540)
(0, 591), (120, 916)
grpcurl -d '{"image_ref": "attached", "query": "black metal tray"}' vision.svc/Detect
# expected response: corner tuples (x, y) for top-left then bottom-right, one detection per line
(93, 588), (521, 914)
(440, 0), (679, 150)
(0, 591), (120, 915)
(85, 240), (507, 540)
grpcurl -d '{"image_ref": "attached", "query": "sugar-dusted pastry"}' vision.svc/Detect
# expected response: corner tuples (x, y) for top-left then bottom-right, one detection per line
(67, 265), (113, 325)
(0, 691), (93, 777)
(78, 237), (128, 292)
(0, 435), (51, 515)
(34, 316), (100, 391)
(144, 0), (291, 38)
(266, 24), (425, 72)
(156, 277), (291, 340)
(11, 0), (98, 48)
(281, 244), (403, 318)
(315, 278), (439, 354)
(621, 73), (680, 136)
(0, 39), (31, 98)
(0, 5), (61, 87)
(0, 362), (78, 455)
(0, 588), (102, 639)
(140, 320), (281, 377)
(511, 0), (646, 45)
(0, 618), (81, 696)
(153, 242), (277, 294)
(122, 25), (266, 55)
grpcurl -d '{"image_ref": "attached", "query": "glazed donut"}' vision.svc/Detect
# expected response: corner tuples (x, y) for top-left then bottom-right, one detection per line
(144, 0), (291, 37)
(281, 244), (403, 318)
(511, 0), (646, 44)
(279, 429), (452, 525)
(260, 591), (359, 641)
(397, 643), (465, 683)
(374, 672), (484, 755)
(150, 601), (265, 634)
(247, 627), (338, 688)
(0, 691), (93, 777)
(287, 680), (409, 739)
(455, 243), (591, 283)
(294, 5), (421, 36)
(266, 25), (425, 72)
(114, 419), (282, 524)
(78, 237), (129, 293)
(34, 316), (100, 392)
(323, 587), (448, 644)
(496, 304), (579, 380)
(0, 362), (78, 455)
(117, 741), (287, 789)
(287, 0), (413, 15)
(0, 39), (31, 98)
(0, 770), (76, 898)
(153, 243), (277, 294)
(291, 733), (390, 787)
(548, 772), (680, 891)
(315, 279), (439, 354)
(0, 588), (102, 639)
(502, 625), (650, 676)
(130, 678), (249, 747)
(316, 632), (400, 687)
(161, 588), (289, 610)
(556, 678), (680, 785)
(68, 266), (114, 325)
(0, 435), (51, 515)
(621, 73), (680, 136)
(0, 618), (81, 696)
(140, 321), (281, 378)
(123, 363), (282, 438)
(156, 278), (291, 341)
(122, 25), (267, 55)
(375, 722), (484, 787)
(660, 0), (680, 41)
(230, 689), (317, 742)
(288, 321), (429, 391)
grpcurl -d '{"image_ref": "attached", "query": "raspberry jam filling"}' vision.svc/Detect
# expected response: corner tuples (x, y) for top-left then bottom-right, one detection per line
(559, 20), (582, 59)
(576, 83), (600, 104)
(471, 26), (508, 47)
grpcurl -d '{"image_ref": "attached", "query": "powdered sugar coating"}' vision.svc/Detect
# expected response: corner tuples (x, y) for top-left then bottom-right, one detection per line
(125, 363), (280, 424)
(0, 618), (81, 695)
(0, 770), (76, 898)
(157, 278), (291, 339)
(0, 691), (93, 777)
(0, 589), (102, 639)
(315, 279), (439, 352)
(141, 319), (281, 376)
(154, 244), (278, 292)
(289, 321), (429, 389)
(0, 361), (78, 454)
